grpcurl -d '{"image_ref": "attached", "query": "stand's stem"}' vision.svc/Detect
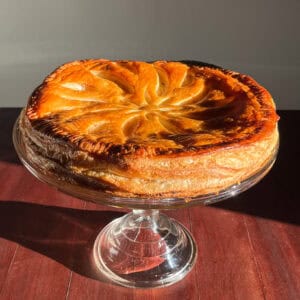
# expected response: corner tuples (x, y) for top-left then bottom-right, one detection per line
(93, 209), (197, 288)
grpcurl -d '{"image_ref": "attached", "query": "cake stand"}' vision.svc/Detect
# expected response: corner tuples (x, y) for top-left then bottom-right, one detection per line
(13, 117), (278, 288)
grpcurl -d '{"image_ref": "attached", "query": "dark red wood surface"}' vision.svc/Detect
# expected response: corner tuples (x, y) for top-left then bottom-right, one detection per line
(0, 109), (299, 300)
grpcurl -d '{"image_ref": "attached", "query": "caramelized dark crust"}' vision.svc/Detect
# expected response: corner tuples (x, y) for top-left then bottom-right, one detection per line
(22, 60), (279, 198)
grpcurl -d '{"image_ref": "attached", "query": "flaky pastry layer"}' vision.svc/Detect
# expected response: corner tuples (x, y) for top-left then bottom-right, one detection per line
(21, 60), (279, 198)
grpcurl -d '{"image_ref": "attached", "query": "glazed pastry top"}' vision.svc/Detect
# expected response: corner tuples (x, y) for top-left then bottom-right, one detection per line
(26, 60), (278, 157)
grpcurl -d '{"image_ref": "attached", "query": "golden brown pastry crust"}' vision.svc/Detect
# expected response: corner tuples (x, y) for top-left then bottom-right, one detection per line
(22, 59), (279, 198)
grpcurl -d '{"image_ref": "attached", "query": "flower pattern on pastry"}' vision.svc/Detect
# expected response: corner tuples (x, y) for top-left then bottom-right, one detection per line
(27, 60), (277, 155)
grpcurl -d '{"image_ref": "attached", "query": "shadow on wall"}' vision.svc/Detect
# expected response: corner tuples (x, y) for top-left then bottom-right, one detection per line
(0, 108), (21, 164)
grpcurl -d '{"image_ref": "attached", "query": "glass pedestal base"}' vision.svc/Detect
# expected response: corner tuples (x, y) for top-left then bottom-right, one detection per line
(93, 209), (197, 288)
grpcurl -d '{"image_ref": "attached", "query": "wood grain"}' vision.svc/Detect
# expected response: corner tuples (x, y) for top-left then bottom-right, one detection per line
(244, 216), (300, 299)
(0, 109), (299, 300)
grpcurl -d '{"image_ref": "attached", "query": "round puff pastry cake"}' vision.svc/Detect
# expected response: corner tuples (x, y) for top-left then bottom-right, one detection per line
(20, 59), (279, 198)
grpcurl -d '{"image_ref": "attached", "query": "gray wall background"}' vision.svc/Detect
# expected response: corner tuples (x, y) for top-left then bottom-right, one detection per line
(1, 0), (299, 109)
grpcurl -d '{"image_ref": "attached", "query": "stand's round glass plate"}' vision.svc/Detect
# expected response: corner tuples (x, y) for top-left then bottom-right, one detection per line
(13, 116), (278, 288)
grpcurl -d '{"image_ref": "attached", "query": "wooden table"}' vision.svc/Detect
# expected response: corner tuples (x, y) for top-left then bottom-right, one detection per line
(0, 108), (299, 300)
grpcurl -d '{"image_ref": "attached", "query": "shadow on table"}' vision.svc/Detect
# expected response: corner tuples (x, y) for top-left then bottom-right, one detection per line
(0, 201), (198, 297)
(212, 170), (299, 225)
(0, 201), (124, 282)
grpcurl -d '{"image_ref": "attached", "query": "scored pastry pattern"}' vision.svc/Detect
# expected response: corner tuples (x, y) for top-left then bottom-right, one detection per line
(27, 60), (265, 153)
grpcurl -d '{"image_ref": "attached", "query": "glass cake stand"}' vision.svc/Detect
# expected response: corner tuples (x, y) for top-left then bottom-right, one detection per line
(13, 118), (278, 288)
